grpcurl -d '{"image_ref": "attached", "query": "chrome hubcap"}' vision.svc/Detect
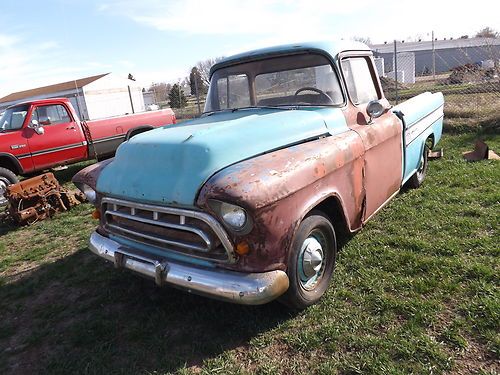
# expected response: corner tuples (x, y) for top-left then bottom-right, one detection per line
(298, 231), (326, 290)
(417, 154), (425, 174)
(0, 179), (8, 205)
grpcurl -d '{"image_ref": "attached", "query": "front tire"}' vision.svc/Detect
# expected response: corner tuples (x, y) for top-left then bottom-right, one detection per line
(407, 144), (429, 189)
(280, 211), (337, 310)
(0, 167), (18, 206)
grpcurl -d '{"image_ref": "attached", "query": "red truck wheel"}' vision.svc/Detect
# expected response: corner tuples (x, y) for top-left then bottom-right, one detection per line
(280, 211), (337, 309)
(0, 167), (18, 206)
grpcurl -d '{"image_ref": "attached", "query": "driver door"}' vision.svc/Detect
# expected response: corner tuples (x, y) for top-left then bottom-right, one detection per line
(340, 54), (403, 221)
(25, 103), (87, 170)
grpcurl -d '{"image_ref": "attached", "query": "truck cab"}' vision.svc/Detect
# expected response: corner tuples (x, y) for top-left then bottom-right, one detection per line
(74, 40), (443, 309)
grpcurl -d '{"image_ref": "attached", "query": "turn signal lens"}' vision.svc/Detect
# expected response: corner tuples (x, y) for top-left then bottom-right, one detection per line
(236, 241), (250, 256)
(92, 209), (101, 220)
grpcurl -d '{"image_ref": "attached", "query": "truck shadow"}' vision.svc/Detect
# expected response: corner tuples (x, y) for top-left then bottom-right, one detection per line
(0, 248), (296, 374)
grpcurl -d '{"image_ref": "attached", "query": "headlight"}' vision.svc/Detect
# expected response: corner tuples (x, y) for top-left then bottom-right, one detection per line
(208, 200), (250, 232)
(77, 183), (97, 204)
(220, 202), (247, 229)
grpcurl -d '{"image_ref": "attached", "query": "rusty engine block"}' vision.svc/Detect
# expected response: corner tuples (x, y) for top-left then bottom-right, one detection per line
(2, 173), (85, 225)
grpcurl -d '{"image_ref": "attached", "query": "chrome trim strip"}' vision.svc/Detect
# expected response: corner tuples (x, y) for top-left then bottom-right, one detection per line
(101, 197), (236, 263)
(107, 223), (209, 252)
(92, 134), (126, 144)
(105, 209), (212, 248)
(89, 231), (289, 305)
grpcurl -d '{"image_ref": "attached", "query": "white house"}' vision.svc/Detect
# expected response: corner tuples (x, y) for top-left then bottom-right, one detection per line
(0, 73), (145, 120)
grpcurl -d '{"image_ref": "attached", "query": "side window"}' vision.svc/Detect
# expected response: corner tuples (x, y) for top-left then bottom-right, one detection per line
(341, 57), (379, 105)
(32, 105), (71, 126)
(216, 74), (250, 109)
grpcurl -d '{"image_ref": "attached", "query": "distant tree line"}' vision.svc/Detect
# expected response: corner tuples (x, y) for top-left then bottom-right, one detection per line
(145, 56), (223, 110)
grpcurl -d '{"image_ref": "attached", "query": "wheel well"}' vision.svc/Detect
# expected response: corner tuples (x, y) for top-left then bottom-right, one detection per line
(309, 196), (349, 241)
(0, 156), (21, 175)
(426, 134), (435, 149)
(126, 125), (154, 141)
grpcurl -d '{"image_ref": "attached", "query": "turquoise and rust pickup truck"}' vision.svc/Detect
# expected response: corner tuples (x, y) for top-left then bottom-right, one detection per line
(74, 40), (443, 309)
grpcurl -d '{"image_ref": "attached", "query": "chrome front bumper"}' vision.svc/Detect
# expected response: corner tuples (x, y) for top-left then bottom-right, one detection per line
(89, 231), (290, 305)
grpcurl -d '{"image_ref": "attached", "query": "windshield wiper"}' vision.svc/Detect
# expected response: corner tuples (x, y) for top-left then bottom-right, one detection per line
(231, 105), (298, 112)
(203, 105), (298, 116)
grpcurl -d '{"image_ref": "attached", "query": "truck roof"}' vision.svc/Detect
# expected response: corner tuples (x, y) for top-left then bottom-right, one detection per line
(211, 40), (371, 76)
(7, 97), (70, 109)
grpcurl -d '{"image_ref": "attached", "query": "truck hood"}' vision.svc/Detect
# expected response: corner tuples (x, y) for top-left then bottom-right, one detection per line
(96, 108), (344, 206)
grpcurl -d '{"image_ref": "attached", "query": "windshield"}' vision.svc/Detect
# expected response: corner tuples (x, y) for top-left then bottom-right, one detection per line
(0, 105), (29, 131)
(204, 53), (343, 113)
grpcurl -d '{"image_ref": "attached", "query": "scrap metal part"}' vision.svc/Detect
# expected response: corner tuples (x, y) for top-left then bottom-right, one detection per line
(463, 140), (500, 161)
(2, 172), (85, 225)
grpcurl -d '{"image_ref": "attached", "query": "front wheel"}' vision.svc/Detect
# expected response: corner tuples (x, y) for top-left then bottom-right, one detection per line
(280, 211), (337, 309)
(407, 144), (429, 189)
(0, 167), (19, 206)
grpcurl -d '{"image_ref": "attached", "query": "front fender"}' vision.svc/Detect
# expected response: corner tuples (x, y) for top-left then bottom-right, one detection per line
(197, 130), (365, 273)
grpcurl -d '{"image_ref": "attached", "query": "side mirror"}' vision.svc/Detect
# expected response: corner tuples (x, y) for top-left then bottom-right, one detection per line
(39, 117), (52, 126)
(30, 119), (45, 135)
(366, 100), (386, 124)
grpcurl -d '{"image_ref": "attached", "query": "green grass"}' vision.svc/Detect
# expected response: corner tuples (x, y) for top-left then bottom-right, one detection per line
(0, 132), (499, 374)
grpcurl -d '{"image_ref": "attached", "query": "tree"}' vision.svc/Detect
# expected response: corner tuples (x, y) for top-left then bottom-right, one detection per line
(149, 82), (171, 102)
(195, 57), (225, 87)
(189, 67), (207, 96)
(475, 27), (499, 38)
(168, 83), (187, 109)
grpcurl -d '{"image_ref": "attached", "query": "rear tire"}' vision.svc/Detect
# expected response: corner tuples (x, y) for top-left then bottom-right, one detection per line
(407, 144), (429, 189)
(0, 167), (18, 206)
(280, 211), (337, 310)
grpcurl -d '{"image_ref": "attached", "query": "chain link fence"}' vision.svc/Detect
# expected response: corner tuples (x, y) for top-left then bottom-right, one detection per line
(373, 37), (500, 132)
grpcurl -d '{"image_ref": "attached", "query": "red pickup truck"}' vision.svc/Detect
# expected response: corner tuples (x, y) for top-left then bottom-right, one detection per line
(0, 98), (176, 202)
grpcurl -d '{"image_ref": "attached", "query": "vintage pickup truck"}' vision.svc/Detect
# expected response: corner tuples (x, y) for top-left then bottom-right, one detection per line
(74, 41), (443, 309)
(0, 98), (176, 204)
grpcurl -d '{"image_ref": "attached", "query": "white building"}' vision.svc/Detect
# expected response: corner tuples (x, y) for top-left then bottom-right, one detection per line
(0, 73), (145, 120)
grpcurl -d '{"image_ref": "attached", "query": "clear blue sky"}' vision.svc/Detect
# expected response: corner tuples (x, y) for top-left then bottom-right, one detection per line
(0, 0), (497, 98)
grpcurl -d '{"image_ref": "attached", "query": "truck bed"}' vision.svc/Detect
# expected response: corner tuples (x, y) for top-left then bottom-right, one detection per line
(87, 109), (176, 157)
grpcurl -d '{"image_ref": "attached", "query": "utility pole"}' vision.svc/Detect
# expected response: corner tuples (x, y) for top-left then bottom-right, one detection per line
(194, 72), (201, 115)
(432, 30), (436, 81)
(127, 85), (135, 113)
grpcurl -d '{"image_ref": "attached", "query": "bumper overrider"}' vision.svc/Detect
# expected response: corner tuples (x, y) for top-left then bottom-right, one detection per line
(89, 231), (290, 305)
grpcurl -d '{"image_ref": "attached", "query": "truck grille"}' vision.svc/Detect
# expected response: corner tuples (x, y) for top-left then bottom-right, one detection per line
(101, 197), (235, 263)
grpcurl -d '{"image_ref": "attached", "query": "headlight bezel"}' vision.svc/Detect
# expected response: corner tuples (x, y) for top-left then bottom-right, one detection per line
(76, 182), (97, 205)
(208, 199), (253, 234)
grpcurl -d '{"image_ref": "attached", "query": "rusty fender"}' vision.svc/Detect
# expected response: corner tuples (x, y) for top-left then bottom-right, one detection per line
(72, 158), (114, 191)
(198, 130), (365, 273)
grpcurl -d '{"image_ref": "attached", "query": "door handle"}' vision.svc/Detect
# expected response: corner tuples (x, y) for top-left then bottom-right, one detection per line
(66, 125), (76, 130)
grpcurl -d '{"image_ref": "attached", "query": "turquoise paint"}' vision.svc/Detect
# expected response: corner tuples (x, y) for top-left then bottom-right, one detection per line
(394, 92), (444, 182)
(211, 40), (371, 76)
(97, 108), (349, 207)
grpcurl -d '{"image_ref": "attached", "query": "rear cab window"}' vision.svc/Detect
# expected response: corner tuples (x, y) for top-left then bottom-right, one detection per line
(341, 56), (380, 105)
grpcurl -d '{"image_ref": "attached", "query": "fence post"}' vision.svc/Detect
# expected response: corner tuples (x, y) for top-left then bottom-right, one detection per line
(394, 40), (399, 104)
(432, 30), (436, 81)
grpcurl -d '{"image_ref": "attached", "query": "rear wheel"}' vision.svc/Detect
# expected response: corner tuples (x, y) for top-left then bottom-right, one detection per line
(280, 211), (337, 310)
(0, 167), (18, 206)
(407, 144), (429, 189)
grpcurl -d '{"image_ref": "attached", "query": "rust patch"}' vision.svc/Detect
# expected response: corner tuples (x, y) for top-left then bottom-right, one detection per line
(72, 158), (114, 190)
(197, 132), (365, 273)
